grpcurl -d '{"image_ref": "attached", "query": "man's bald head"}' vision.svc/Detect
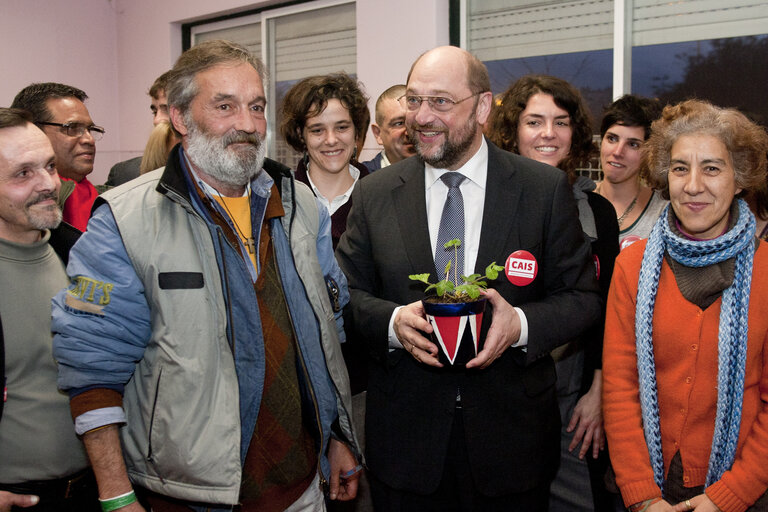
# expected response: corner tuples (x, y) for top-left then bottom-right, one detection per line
(407, 46), (490, 98)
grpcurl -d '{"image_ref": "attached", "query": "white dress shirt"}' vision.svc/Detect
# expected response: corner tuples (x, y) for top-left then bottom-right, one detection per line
(388, 138), (528, 350)
(306, 164), (360, 216)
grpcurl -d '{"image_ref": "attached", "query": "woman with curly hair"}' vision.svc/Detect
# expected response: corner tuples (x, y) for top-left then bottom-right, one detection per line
(487, 75), (620, 512)
(281, 72), (370, 250)
(603, 99), (768, 512)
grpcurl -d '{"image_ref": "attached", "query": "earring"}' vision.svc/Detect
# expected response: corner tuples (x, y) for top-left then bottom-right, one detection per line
(351, 146), (358, 161)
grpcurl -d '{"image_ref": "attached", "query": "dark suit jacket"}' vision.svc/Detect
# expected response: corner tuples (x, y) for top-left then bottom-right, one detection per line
(335, 141), (602, 496)
(361, 151), (384, 172)
(106, 156), (141, 187)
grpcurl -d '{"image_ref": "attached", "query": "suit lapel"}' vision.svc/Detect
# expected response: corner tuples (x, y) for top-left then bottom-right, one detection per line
(476, 144), (523, 272)
(392, 160), (437, 276)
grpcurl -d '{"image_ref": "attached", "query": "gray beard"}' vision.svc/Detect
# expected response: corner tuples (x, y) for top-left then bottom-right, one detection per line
(409, 112), (478, 170)
(184, 122), (266, 188)
(27, 192), (62, 231)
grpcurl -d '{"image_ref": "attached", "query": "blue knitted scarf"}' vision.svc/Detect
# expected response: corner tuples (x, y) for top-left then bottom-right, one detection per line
(635, 198), (755, 490)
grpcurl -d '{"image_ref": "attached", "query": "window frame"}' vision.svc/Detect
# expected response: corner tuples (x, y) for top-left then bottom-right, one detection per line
(455, 0), (768, 100)
(182, 0), (356, 159)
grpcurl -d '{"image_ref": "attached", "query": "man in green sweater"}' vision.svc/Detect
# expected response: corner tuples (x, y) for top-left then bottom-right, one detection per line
(0, 108), (98, 511)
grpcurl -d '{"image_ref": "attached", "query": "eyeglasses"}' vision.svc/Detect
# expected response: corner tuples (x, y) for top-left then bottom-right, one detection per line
(37, 121), (105, 141)
(398, 93), (482, 113)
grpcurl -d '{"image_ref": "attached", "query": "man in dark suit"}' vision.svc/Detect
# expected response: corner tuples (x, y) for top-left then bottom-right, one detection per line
(336, 46), (601, 511)
(362, 84), (415, 172)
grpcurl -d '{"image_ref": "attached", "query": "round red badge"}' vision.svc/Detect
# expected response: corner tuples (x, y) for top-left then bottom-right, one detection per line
(505, 250), (538, 286)
(593, 254), (601, 280)
(620, 235), (642, 251)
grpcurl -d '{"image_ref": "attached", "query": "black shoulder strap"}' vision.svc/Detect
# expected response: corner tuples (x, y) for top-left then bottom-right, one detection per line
(48, 222), (82, 266)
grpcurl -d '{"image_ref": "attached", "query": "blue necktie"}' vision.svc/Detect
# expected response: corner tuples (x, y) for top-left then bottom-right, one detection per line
(435, 172), (466, 284)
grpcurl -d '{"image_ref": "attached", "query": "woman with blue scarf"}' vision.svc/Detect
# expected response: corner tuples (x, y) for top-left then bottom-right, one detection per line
(603, 99), (768, 512)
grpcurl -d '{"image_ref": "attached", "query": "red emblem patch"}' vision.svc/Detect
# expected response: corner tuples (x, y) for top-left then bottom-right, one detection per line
(505, 250), (538, 286)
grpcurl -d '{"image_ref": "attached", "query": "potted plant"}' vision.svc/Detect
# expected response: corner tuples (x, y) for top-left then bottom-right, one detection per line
(409, 239), (504, 366)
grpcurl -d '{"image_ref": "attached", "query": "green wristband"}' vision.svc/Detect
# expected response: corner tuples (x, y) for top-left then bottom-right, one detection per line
(99, 490), (137, 512)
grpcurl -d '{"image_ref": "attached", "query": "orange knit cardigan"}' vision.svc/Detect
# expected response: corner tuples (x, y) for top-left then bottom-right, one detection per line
(603, 239), (768, 512)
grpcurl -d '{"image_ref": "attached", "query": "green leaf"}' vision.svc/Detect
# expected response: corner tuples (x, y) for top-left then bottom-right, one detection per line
(435, 280), (455, 298)
(485, 262), (504, 281)
(443, 239), (462, 250)
(455, 284), (481, 300)
(462, 273), (481, 284)
(408, 273), (432, 285)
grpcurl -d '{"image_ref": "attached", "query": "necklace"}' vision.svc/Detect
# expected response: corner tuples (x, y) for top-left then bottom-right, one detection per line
(214, 188), (255, 254)
(597, 181), (639, 227)
(616, 194), (639, 227)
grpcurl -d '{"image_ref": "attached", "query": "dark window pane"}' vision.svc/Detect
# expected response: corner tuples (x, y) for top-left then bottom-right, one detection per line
(484, 49), (613, 130)
(632, 35), (768, 126)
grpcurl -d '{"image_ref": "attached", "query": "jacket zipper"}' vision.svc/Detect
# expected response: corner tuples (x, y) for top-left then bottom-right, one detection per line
(270, 231), (327, 488)
(146, 367), (166, 484)
(217, 230), (237, 355)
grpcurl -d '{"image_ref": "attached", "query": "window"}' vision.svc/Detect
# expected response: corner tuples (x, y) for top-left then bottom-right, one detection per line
(460, 0), (768, 176)
(187, 0), (356, 169)
(462, 0), (768, 121)
(465, 0), (614, 124)
(630, 1), (768, 126)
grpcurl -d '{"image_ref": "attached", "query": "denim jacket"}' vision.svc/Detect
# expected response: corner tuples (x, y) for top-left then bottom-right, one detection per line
(53, 146), (358, 505)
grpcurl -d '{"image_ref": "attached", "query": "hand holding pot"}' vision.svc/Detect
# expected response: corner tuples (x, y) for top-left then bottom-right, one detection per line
(394, 300), (443, 367)
(465, 288), (520, 369)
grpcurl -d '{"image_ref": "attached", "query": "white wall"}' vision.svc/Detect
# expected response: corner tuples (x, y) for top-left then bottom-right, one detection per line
(1, 0), (449, 183)
(356, 0), (449, 160)
(1, 0), (120, 184)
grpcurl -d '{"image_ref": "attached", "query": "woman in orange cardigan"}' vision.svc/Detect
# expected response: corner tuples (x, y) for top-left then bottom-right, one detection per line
(603, 100), (768, 512)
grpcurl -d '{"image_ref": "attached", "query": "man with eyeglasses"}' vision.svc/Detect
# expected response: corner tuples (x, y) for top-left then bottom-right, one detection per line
(336, 46), (600, 510)
(11, 83), (107, 232)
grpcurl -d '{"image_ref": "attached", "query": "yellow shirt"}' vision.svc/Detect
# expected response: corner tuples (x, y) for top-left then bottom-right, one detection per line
(213, 195), (256, 269)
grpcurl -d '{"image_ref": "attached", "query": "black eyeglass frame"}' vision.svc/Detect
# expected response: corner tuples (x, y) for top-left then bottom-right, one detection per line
(37, 121), (106, 140)
(398, 92), (485, 113)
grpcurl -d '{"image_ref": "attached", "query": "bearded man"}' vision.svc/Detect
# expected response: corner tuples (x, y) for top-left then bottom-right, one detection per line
(52, 40), (360, 512)
(336, 46), (601, 511)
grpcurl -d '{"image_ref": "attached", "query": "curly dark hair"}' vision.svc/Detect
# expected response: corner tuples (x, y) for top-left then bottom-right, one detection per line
(486, 75), (595, 178)
(642, 99), (768, 199)
(280, 73), (369, 153)
(600, 94), (663, 140)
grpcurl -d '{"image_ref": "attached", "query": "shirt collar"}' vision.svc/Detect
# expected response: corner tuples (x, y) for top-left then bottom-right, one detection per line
(180, 147), (274, 200)
(380, 151), (391, 168)
(425, 137), (488, 191)
(306, 163), (360, 203)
